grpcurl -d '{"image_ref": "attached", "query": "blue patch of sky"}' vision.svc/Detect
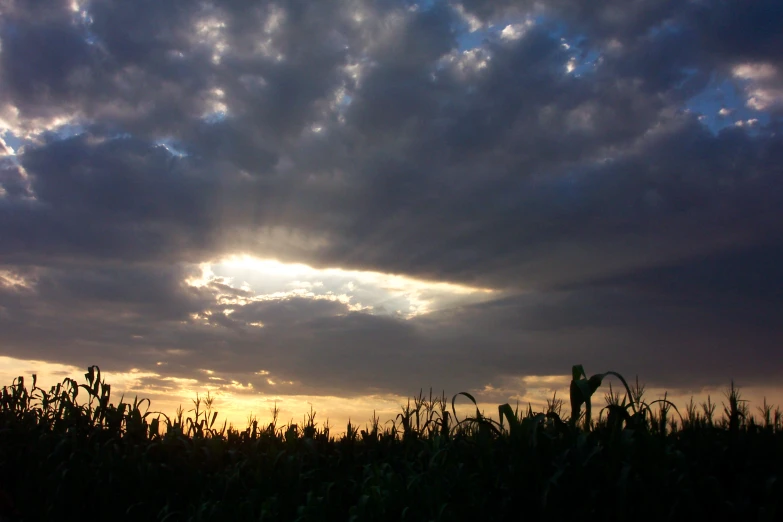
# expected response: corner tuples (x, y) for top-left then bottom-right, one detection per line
(49, 123), (88, 141)
(453, 11), (600, 78)
(336, 93), (353, 116)
(642, 19), (770, 135)
(1, 123), (89, 160)
(457, 29), (487, 52)
(685, 77), (770, 135)
(449, 5), (769, 136)
(568, 48), (601, 77)
(1, 131), (24, 155)
(545, 23), (602, 78)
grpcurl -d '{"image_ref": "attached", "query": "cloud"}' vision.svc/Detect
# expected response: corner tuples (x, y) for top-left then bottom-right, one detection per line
(1, 0), (782, 406)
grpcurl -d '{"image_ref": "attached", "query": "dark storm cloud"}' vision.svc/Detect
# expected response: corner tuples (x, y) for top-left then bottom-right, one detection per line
(598, 242), (783, 306)
(0, 2), (97, 126)
(2, 135), (215, 264)
(32, 264), (206, 317)
(314, 119), (783, 290)
(3, 256), (780, 397)
(0, 160), (29, 198)
(1, 0), (782, 398)
(688, 0), (783, 69)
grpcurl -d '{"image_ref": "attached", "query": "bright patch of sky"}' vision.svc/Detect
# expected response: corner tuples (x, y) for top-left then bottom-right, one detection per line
(155, 139), (189, 157)
(565, 47), (601, 77)
(188, 256), (497, 319)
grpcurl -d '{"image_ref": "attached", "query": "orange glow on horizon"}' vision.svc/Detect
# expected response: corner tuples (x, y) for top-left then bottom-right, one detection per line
(2, 356), (782, 436)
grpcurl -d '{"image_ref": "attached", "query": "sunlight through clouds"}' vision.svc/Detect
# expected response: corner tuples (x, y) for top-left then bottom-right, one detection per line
(187, 255), (497, 320)
(193, 12), (229, 65)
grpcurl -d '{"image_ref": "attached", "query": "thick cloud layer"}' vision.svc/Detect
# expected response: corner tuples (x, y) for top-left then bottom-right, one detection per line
(1, 0), (781, 400)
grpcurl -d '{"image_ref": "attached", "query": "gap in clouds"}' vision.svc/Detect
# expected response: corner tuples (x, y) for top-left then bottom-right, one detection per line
(188, 255), (497, 320)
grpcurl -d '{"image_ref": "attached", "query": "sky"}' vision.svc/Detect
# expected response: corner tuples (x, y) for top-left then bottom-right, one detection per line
(1, 0), (782, 430)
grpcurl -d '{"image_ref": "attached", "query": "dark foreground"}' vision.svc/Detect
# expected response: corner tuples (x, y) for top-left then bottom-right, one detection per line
(0, 366), (781, 522)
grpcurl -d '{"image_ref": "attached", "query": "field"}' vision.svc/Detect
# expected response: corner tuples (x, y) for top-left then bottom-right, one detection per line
(1, 365), (781, 521)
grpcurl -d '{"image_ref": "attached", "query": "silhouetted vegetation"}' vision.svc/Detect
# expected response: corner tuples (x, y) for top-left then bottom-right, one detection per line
(0, 365), (781, 521)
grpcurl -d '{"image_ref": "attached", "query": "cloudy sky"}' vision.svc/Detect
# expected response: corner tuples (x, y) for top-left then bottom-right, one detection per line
(1, 0), (782, 427)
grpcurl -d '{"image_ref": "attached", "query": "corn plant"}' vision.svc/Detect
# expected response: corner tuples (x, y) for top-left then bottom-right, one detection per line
(702, 394), (717, 427)
(569, 364), (637, 431)
(723, 380), (748, 435)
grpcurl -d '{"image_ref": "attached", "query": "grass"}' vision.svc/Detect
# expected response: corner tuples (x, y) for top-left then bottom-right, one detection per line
(0, 364), (781, 521)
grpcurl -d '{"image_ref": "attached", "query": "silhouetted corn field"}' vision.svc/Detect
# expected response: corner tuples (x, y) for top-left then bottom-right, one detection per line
(0, 364), (781, 521)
